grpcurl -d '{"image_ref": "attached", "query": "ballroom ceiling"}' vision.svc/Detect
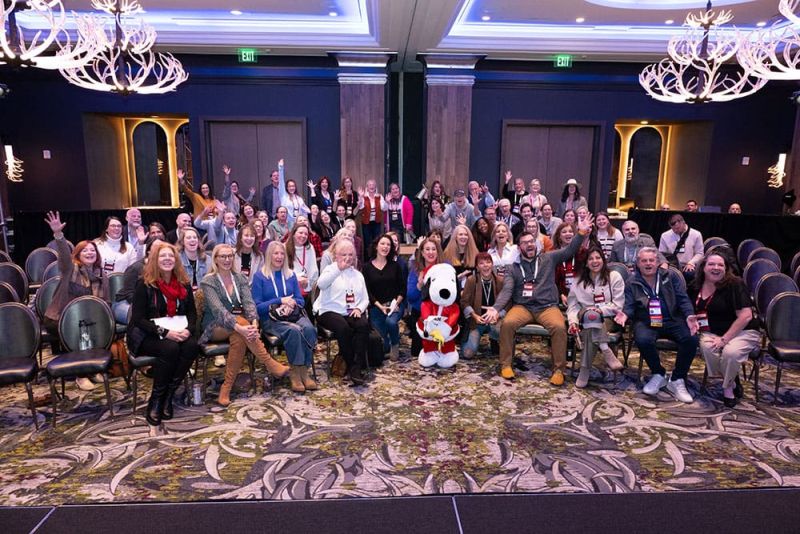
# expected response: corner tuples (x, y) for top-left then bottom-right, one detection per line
(15, 0), (789, 69)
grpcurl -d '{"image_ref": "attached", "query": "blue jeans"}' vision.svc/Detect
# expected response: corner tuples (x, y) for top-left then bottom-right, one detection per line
(369, 306), (402, 351)
(462, 323), (500, 356)
(633, 318), (698, 381)
(112, 300), (130, 324)
(263, 315), (317, 366)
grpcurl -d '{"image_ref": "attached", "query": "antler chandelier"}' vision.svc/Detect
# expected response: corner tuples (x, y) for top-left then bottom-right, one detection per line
(736, 0), (800, 80)
(59, 0), (188, 95)
(639, 1), (767, 103)
(0, 0), (101, 70)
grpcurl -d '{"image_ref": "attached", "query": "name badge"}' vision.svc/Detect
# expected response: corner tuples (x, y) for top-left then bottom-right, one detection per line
(677, 245), (685, 254)
(370, 207), (376, 220)
(564, 272), (575, 290)
(697, 311), (710, 332)
(232, 305), (243, 316)
(241, 267), (250, 278)
(512, 204), (520, 214)
(345, 289), (355, 311)
(346, 206), (353, 216)
(103, 259), (115, 273)
(593, 293), (605, 304)
(522, 281), (535, 298)
(391, 210), (400, 221)
(648, 297), (663, 328)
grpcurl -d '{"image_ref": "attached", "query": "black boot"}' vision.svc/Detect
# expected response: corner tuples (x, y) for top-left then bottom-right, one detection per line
(146, 392), (164, 426)
(348, 363), (365, 386)
(160, 376), (184, 421)
(490, 340), (500, 356)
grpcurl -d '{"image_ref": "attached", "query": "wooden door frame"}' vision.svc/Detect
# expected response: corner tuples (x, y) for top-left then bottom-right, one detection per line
(199, 116), (308, 195)
(501, 120), (606, 213)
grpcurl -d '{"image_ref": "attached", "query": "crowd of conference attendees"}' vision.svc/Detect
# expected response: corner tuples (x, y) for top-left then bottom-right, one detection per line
(43, 159), (762, 427)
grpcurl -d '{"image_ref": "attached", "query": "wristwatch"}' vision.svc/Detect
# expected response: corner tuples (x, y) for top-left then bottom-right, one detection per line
(157, 326), (167, 339)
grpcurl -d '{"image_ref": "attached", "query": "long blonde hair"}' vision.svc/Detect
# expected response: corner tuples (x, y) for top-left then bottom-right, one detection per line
(261, 240), (294, 280)
(442, 224), (479, 268)
(207, 244), (238, 277)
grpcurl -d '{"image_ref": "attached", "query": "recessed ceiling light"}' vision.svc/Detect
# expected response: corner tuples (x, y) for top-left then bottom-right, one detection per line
(481, 15), (491, 21)
(756, 21), (766, 27)
(230, 9), (242, 16)
(576, 17), (585, 23)
(329, 11), (338, 17)
(665, 19), (674, 25)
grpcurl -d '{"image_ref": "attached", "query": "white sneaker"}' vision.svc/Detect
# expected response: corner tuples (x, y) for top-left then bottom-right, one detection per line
(214, 355), (226, 367)
(76, 377), (96, 391)
(575, 367), (591, 388)
(643, 374), (667, 396)
(667, 378), (694, 403)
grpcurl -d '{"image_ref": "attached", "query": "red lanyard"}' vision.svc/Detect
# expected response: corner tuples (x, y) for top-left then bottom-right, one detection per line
(695, 290), (716, 311)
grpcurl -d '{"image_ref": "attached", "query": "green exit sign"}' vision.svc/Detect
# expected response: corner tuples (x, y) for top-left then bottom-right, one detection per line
(238, 48), (258, 63)
(554, 54), (573, 68)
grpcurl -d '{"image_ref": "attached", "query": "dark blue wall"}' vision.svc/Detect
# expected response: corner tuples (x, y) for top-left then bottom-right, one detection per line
(0, 55), (341, 211)
(469, 60), (797, 214)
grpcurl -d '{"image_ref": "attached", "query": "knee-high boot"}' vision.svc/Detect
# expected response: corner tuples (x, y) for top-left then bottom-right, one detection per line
(219, 333), (247, 407)
(160, 374), (186, 420)
(146, 381), (167, 426)
(245, 336), (289, 378)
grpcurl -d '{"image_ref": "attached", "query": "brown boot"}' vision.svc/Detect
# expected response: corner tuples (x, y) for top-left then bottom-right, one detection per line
(219, 333), (247, 406)
(299, 365), (318, 391)
(246, 336), (290, 378)
(289, 365), (305, 393)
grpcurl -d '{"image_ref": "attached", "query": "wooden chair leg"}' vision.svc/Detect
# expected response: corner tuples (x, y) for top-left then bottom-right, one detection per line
(25, 382), (38, 430)
(102, 373), (114, 416)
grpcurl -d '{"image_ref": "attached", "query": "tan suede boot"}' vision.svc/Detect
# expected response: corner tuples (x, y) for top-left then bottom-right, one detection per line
(289, 365), (305, 393)
(246, 336), (290, 378)
(219, 333), (247, 407)
(299, 365), (318, 391)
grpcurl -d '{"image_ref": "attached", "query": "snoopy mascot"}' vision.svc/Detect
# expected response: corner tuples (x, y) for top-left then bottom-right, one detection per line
(416, 263), (461, 368)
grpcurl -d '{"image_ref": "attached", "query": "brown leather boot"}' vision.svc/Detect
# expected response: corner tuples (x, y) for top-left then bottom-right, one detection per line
(219, 333), (247, 406)
(289, 365), (305, 393)
(246, 336), (290, 378)
(299, 365), (318, 391)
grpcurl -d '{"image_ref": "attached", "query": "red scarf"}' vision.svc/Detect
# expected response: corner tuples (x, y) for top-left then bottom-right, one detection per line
(157, 277), (187, 317)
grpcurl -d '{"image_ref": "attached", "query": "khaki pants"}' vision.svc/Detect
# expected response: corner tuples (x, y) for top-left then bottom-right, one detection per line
(699, 329), (761, 388)
(499, 305), (567, 370)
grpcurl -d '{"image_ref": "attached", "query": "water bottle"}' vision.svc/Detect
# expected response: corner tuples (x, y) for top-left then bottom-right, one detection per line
(191, 382), (204, 406)
(566, 335), (575, 362)
(79, 320), (92, 351)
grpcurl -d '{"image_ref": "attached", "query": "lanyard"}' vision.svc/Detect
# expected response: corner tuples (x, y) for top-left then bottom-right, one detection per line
(217, 274), (241, 306)
(518, 257), (540, 281)
(562, 258), (575, 272)
(643, 275), (661, 299)
(481, 277), (493, 303)
(624, 245), (637, 264)
(269, 271), (288, 298)
(297, 245), (307, 269)
(695, 289), (716, 311)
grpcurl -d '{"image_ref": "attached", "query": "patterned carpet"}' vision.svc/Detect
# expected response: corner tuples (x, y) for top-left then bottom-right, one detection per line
(1, 337), (799, 506)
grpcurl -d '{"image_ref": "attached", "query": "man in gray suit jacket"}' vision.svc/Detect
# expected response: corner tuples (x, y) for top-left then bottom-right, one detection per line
(609, 220), (667, 271)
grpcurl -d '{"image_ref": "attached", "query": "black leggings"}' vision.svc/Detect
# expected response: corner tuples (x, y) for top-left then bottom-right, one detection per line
(317, 312), (370, 369)
(138, 335), (199, 390)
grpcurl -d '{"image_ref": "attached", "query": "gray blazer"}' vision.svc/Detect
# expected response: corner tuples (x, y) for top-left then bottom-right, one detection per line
(198, 271), (257, 344)
(609, 235), (667, 267)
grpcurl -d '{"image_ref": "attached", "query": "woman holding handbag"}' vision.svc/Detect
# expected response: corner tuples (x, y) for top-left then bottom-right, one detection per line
(199, 244), (289, 406)
(253, 241), (318, 393)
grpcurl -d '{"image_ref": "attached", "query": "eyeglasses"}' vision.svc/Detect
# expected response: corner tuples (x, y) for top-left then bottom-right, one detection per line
(217, 254), (234, 260)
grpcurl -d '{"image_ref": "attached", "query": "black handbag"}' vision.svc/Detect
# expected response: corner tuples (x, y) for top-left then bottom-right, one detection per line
(268, 303), (304, 323)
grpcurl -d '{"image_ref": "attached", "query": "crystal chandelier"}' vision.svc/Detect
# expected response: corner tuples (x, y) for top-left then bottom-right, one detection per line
(59, 0), (188, 95)
(736, 0), (800, 80)
(639, 1), (767, 103)
(0, 0), (102, 70)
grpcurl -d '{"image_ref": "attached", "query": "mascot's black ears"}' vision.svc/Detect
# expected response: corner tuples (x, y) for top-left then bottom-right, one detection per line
(421, 278), (432, 301)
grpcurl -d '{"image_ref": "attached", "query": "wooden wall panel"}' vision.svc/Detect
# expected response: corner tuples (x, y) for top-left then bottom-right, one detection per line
(207, 122), (260, 199)
(83, 115), (128, 209)
(501, 124), (549, 187)
(426, 85), (472, 195)
(340, 83), (385, 186)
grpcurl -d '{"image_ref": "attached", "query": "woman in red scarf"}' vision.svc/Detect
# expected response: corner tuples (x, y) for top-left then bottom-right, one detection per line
(127, 242), (199, 427)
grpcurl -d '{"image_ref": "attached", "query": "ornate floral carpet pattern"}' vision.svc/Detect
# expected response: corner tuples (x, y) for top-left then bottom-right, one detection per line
(1, 338), (799, 505)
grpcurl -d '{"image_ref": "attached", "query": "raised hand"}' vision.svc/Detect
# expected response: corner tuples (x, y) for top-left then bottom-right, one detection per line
(136, 225), (147, 243)
(222, 164), (231, 176)
(249, 186), (256, 195)
(334, 190), (341, 200)
(482, 182), (490, 194)
(456, 213), (467, 226)
(278, 158), (284, 167)
(357, 187), (365, 198)
(307, 179), (316, 190)
(177, 168), (185, 182)
(577, 212), (594, 234)
(44, 211), (66, 234)
(504, 170), (512, 183)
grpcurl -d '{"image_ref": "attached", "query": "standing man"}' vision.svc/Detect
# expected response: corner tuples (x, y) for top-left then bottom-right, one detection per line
(503, 171), (527, 216)
(260, 158), (285, 219)
(685, 199), (698, 212)
(467, 181), (495, 216)
(484, 213), (594, 384)
(445, 189), (479, 229)
(658, 214), (703, 282)
(614, 247), (699, 403)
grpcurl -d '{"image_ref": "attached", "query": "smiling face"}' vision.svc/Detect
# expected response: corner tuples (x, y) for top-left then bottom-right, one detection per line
(390, 183), (401, 199)
(484, 206), (496, 223)
(430, 198), (443, 214)
(149, 224), (165, 240)
(519, 205), (533, 221)
(320, 211), (331, 224)
(106, 218), (123, 239)
(576, 206), (588, 221)
(182, 229), (199, 252)
(622, 221), (639, 241)
(494, 224), (509, 245)
(563, 210), (576, 224)
(252, 219), (264, 238)
(126, 209), (141, 226)
(422, 241), (439, 265)
(294, 225), (309, 246)
(286, 180), (296, 195)
(231, 181), (239, 194)
(525, 219), (539, 235)
(243, 205), (255, 218)
(335, 205), (346, 219)
(477, 258), (494, 278)
(530, 179), (541, 194)
(214, 246), (235, 272)
(343, 177), (353, 191)
(200, 183), (211, 197)
(376, 236), (392, 259)
(518, 234), (536, 259)
(455, 227), (470, 247)
(596, 213), (609, 229)
(241, 227), (256, 249)
(587, 250), (604, 274)
(703, 254), (726, 283)
(271, 245), (286, 270)
(79, 243), (98, 266)
(319, 177), (330, 191)
(270, 171), (279, 187)
(344, 219), (356, 235)
(558, 225), (575, 246)
(476, 219), (489, 234)
(157, 246), (176, 274)
(514, 178), (525, 193)
(637, 250), (658, 277)
(541, 204), (553, 219)
(223, 211), (237, 228)
(176, 213), (192, 229)
(257, 211), (268, 225)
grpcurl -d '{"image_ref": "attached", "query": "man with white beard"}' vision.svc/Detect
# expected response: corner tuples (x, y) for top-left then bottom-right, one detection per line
(609, 220), (667, 272)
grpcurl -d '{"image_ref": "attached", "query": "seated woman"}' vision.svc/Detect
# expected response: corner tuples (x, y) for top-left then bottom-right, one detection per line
(253, 241), (318, 393)
(553, 222), (587, 306)
(251, 218), (270, 254)
(594, 212), (622, 260)
(364, 234), (406, 361)
(471, 217), (493, 253)
(43, 211), (110, 391)
(178, 227), (209, 291)
(567, 247), (625, 388)
(128, 242), (199, 427)
(487, 222), (518, 277)
(406, 237), (442, 359)
(238, 203), (257, 228)
(461, 253), (506, 358)
(688, 251), (761, 407)
(199, 244), (290, 406)
(94, 215), (142, 274)
(314, 239), (371, 386)
(442, 224), (479, 289)
(234, 223), (264, 285)
(285, 222), (319, 318)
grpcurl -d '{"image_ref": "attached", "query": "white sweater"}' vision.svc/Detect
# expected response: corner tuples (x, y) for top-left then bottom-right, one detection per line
(94, 235), (141, 274)
(313, 263), (369, 316)
(291, 243), (319, 293)
(566, 270), (625, 325)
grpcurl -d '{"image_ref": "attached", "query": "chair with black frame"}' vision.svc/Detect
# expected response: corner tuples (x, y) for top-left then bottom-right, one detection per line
(25, 247), (58, 293)
(764, 292), (800, 404)
(743, 259), (780, 297)
(0, 263), (28, 304)
(703, 237), (728, 253)
(107, 272), (127, 337)
(0, 249), (11, 263)
(42, 261), (59, 283)
(0, 303), (42, 429)
(737, 239), (764, 268)
(755, 273), (798, 320)
(747, 247), (782, 271)
(33, 276), (61, 366)
(794, 265), (800, 289)
(790, 251), (800, 278)
(0, 281), (19, 303)
(608, 261), (635, 367)
(46, 295), (115, 427)
(46, 238), (74, 253)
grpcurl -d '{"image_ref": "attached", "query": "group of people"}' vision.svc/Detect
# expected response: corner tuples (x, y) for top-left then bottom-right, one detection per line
(39, 169), (762, 431)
